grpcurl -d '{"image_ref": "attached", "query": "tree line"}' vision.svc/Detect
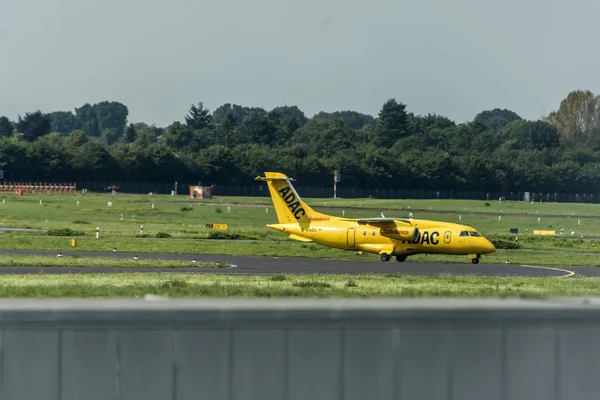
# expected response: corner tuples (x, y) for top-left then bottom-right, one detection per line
(1, 90), (600, 194)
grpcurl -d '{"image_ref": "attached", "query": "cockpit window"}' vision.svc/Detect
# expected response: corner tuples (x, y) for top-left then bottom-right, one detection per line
(469, 231), (482, 237)
(459, 231), (469, 237)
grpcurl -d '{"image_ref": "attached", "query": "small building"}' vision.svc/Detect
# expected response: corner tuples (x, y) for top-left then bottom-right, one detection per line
(189, 185), (213, 199)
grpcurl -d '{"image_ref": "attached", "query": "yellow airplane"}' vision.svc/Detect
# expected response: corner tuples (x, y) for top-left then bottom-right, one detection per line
(255, 172), (496, 263)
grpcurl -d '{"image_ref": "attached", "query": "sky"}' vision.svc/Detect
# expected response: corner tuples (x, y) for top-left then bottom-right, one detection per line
(1, 0), (599, 127)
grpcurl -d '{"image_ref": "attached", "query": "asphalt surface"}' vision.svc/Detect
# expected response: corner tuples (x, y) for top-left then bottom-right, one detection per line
(0, 249), (594, 277)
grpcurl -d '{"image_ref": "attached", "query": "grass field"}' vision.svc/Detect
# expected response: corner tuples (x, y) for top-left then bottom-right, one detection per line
(0, 192), (598, 259)
(0, 273), (598, 298)
(2, 191), (600, 298)
(0, 192), (597, 235)
(0, 255), (226, 269)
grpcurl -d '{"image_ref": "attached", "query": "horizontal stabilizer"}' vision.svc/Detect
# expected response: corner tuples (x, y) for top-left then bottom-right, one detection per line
(289, 234), (313, 242)
(254, 175), (296, 182)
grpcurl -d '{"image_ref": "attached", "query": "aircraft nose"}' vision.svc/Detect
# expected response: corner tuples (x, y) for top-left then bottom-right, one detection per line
(484, 239), (496, 253)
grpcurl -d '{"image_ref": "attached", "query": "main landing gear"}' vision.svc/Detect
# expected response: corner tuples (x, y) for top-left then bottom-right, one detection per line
(380, 254), (407, 262)
(471, 256), (480, 264)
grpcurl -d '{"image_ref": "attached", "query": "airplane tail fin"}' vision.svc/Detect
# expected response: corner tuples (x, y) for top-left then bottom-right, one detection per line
(255, 172), (333, 225)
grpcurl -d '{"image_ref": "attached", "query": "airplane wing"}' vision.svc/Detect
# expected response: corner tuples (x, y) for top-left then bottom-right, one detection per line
(338, 218), (414, 226)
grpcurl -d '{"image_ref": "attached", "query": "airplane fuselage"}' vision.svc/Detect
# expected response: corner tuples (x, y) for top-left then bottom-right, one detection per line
(268, 218), (495, 257)
(256, 171), (496, 263)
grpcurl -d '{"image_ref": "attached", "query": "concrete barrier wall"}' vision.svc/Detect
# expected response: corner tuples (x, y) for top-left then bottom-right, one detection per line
(0, 297), (599, 400)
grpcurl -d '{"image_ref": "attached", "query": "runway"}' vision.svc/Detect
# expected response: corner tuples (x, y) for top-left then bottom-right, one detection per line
(0, 249), (593, 277)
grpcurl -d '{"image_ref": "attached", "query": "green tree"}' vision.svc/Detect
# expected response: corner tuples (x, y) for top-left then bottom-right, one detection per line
(75, 104), (100, 136)
(235, 109), (277, 145)
(214, 111), (236, 147)
(473, 108), (522, 132)
(212, 103), (251, 126)
(93, 101), (129, 136)
(269, 106), (308, 143)
(100, 128), (120, 146)
(375, 99), (408, 146)
(407, 113), (455, 135)
(313, 110), (376, 129)
(132, 123), (162, 148)
(290, 119), (356, 157)
(185, 102), (212, 130)
(48, 111), (80, 135)
(499, 120), (560, 150)
(15, 111), (52, 141)
(123, 124), (137, 143)
(66, 130), (89, 147)
(163, 122), (194, 150)
(547, 90), (599, 148)
(0, 116), (13, 137)
(26, 133), (70, 178)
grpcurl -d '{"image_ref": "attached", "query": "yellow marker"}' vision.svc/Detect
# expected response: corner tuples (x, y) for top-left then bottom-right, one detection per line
(255, 172), (496, 264)
(206, 224), (228, 230)
(533, 230), (556, 235)
(71, 238), (77, 247)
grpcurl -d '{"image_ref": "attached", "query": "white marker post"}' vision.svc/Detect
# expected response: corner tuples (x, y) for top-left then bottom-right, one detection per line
(152, 203), (155, 209)
(227, 206), (231, 212)
(77, 200), (79, 207)
(266, 208), (268, 213)
(39, 200), (42, 205)
(96, 227), (99, 239)
(140, 225), (144, 235)
(333, 170), (340, 199)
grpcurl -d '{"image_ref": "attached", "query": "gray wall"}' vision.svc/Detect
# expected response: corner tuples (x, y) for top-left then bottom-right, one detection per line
(0, 297), (599, 399)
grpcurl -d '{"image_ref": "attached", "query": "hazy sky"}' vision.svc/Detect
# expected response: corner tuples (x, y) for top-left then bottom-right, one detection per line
(1, 0), (599, 127)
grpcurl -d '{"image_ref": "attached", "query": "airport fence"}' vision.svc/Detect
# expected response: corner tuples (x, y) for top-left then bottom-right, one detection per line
(74, 180), (600, 203)
(0, 297), (598, 400)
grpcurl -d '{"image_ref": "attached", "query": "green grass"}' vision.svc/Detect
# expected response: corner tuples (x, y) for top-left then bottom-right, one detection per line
(0, 193), (596, 239)
(1, 192), (600, 265)
(0, 273), (598, 298)
(171, 195), (600, 217)
(3, 193), (600, 299)
(0, 255), (227, 268)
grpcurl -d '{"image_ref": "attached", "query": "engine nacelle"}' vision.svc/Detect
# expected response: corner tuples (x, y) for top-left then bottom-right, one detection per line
(380, 226), (420, 242)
